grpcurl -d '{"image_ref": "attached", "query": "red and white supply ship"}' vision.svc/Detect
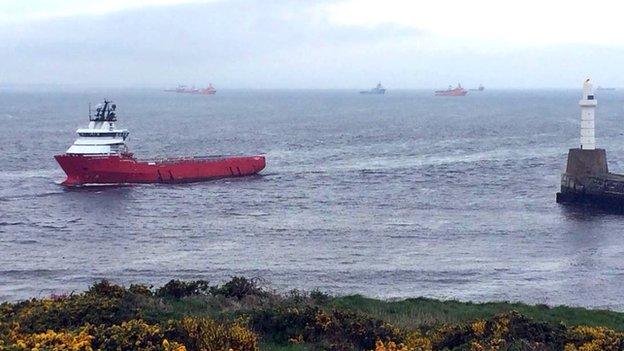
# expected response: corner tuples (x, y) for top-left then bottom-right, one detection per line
(55, 100), (265, 186)
(435, 83), (468, 96)
(165, 84), (216, 95)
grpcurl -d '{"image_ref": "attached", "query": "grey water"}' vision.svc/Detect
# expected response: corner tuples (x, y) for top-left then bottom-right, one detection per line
(2, 88), (624, 310)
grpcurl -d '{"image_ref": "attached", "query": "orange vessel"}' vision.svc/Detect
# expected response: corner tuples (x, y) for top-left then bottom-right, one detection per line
(55, 100), (264, 186)
(435, 83), (468, 96)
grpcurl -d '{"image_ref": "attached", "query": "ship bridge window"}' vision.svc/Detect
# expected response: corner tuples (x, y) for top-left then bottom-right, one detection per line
(588, 95), (594, 100)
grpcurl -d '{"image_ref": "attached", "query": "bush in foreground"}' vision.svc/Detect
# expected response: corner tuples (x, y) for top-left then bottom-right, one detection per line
(1, 277), (624, 350)
(0, 317), (258, 351)
(250, 305), (401, 350)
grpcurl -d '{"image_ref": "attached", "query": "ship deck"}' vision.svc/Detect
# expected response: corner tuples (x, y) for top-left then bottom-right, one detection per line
(137, 154), (264, 164)
(138, 155), (235, 163)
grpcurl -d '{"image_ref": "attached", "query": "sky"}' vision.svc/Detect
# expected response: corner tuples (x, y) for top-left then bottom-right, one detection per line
(2, 0), (624, 88)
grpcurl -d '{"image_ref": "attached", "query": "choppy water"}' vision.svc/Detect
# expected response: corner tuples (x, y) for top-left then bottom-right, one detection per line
(2, 88), (624, 310)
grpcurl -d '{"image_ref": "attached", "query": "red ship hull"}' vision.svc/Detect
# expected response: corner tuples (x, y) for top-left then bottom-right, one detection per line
(54, 154), (265, 186)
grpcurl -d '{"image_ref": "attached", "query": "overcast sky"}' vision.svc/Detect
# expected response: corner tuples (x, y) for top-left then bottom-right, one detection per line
(2, 0), (624, 88)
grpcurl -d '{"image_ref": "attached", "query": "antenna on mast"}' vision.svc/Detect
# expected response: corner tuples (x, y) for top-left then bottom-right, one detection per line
(88, 102), (91, 119)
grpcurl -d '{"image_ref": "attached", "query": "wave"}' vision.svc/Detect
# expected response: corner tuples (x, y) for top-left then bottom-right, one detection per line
(0, 169), (59, 180)
(0, 190), (65, 202)
(0, 221), (26, 226)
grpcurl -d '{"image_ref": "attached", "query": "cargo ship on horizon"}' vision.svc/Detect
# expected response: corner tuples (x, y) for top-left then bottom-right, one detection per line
(360, 82), (386, 94)
(164, 84), (216, 95)
(596, 86), (616, 91)
(469, 84), (485, 91)
(54, 100), (264, 186)
(435, 83), (468, 96)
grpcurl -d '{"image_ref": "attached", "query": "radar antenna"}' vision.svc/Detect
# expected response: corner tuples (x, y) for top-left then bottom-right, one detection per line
(90, 99), (117, 122)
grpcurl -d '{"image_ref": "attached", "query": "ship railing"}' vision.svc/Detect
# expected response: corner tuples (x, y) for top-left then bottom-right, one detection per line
(139, 155), (229, 163)
(89, 115), (117, 122)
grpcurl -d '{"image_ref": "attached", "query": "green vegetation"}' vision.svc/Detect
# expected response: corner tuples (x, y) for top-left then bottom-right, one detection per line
(331, 295), (624, 332)
(1, 277), (623, 350)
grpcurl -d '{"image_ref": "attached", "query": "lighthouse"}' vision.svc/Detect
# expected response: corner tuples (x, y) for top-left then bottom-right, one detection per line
(580, 79), (597, 150)
(556, 78), (614, 206)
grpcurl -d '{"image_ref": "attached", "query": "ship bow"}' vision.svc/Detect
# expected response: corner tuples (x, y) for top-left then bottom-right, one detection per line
(54, 154), (84, 186)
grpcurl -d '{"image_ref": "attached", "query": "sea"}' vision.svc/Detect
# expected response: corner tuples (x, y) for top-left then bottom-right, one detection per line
(2, 88), (624, 310)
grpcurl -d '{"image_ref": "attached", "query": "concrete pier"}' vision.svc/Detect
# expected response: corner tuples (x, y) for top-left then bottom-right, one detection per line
(555, 148), (624, 206)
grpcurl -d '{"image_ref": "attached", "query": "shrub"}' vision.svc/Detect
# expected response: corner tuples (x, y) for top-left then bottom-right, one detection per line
(429, 311), (567, 350)
(211, 277), (265, 300)
(373, 340), (412, 351)
(402, 330), (432, 351)
(565, 326), (624, 351)
(249, 306), (317, 344)
(156, 280), (211, 299)
(4, 278), (624, 351)
(0, 323), (94, 351)
(130, 284), (154, 297)
(90, 319), (186, 351)
(0, 294), (138, 334)
(0, 320), (187, 351)
(287, 289), (307, 305)
(87, 279), (126, 298)
(310, 289), (331, 305)
(249, 305), (401, 350)
(165, 317), (259, 351)
(429, 324), (473, 350)
(0, 316), (256, 351)
(0, 280), (154, 334)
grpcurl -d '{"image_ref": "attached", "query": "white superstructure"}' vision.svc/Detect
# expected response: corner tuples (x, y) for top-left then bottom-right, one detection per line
(579, 79), (597, 150)
(65, 100), (130, 155)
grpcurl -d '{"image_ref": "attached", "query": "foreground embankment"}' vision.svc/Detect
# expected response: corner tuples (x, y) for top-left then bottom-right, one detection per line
(1, 277), (623, 350)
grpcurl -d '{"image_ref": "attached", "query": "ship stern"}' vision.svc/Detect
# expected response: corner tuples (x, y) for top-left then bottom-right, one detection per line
(254, 156), (266, 173)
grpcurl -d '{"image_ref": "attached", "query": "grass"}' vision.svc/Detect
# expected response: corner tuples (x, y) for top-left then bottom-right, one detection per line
(131, 284), (624, 336)
(139, 294), (268, 328)
(331, 294), (624, 331)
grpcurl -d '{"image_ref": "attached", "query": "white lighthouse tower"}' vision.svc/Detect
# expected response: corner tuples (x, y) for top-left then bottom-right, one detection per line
(557, 78), (611, 204)
(580, 78), (597, 150)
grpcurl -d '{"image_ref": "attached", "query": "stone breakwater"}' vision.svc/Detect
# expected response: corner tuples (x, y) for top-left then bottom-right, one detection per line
(557, 148), (624, 208)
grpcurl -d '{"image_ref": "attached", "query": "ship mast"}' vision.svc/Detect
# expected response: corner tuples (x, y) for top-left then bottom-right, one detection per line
(91, 99), (117, 122)
(580, 79), (597, 150)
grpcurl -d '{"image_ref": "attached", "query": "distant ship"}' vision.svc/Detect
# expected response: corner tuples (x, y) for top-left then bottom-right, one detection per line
(469, 84), (485, 91)
(360, 82), (386, 94)
(596, 86), (616, 91)
(55, 100), (264, 186)
(435, 83), (468, 96)
(165, 84), (216, 95)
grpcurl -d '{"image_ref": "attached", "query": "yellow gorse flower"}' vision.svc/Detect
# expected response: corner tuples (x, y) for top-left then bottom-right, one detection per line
(471, 320), (487, 336)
